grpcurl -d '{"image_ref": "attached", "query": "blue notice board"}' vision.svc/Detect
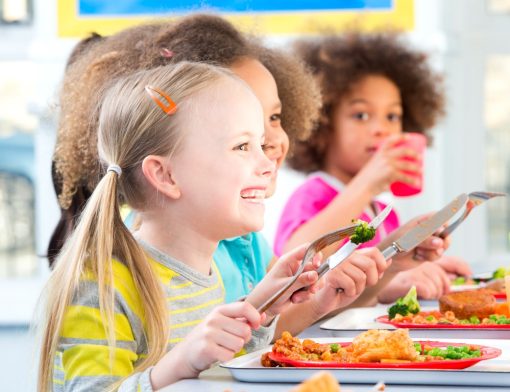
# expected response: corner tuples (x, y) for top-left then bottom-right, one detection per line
(79, 0), (393, 16)
(58, 0), (413, 37)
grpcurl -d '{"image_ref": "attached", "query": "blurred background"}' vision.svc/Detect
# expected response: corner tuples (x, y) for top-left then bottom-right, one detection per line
(0, 0), (509, 389)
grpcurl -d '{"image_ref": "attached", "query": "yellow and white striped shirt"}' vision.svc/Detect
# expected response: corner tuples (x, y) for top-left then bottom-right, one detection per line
(53, 240), (274, 391)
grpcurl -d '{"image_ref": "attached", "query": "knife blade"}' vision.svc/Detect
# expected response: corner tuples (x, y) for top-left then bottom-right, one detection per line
(316, 204), (393, 279)
(380, 193), (468, 260)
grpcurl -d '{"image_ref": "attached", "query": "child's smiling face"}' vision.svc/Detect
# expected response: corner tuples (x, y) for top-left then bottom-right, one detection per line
(169, 75), (274, 240)
(326, 75), (403, 182)
(231, 57), (289, 198)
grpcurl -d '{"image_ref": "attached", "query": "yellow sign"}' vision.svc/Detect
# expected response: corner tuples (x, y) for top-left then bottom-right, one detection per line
(58, 0), (413, 38)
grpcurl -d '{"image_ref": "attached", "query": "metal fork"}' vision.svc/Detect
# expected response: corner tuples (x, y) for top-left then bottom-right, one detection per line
(439, 191), (506, 238)
(256, 224), (357, 313)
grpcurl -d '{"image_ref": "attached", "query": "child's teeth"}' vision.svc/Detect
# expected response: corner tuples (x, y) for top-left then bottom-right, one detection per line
(241, 190), (264, 198)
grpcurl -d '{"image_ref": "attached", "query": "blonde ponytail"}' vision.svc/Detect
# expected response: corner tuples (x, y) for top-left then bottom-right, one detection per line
(38, 169), (168, 391)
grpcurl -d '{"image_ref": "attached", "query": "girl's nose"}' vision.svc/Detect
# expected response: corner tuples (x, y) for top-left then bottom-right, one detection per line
(263, 143), (279, 162)
(257, 148), (276, 178)
(263, 129), (289, 165)
(371, 118), (390, 138)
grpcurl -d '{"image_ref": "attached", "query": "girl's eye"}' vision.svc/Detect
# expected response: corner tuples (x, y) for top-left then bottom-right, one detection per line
(353, 112), (369, 121)
(388, 113), (403, 122)
(270, 113), (282, 123)
(235, 143), (249, 151)
(262, 143), (274, 151)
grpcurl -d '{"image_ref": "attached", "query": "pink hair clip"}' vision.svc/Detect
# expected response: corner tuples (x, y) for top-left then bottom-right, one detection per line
(145, 85), (178, 115)
(160, 48), (174, 58)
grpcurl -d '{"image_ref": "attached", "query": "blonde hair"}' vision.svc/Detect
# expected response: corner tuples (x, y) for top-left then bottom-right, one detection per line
(38, 62), (233, 391)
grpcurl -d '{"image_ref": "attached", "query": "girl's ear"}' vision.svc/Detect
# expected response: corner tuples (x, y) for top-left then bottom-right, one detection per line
(141, 155), (181, 199)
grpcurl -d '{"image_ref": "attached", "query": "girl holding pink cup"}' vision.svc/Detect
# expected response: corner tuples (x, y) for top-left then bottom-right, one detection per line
(388, 132), (427, 197)
(275, 31), (472, 304)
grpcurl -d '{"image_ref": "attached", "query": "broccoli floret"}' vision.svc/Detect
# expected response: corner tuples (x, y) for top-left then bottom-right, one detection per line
(451, 276), (466, 285)
(330, 343), (339, 353)
(401, 286), (420, 314)
(492, 267), (509, 279)
(388, 303), (409, 320)
(387, 286), (421, 319)
(350, 220), (376, 245)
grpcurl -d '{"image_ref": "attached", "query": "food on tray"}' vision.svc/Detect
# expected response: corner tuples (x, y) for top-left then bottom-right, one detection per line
(385, 290), (510, 325)
(291, 371), (340, 392)
(261, 330), (349, 365)
(262, 330), (485, 368)
(451, 267), (509, 297)
(387, 286), (420, 319)
(349, 220), (376, 245)
(492, 266), (510, 279)
(349, 329), (418, 362)
(439, 290), (496, 319)
(451, 276), (477, 285)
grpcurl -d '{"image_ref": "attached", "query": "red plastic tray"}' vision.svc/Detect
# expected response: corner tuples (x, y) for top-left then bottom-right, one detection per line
(268, 341), (500, 370)
(376, 314), (510, 329)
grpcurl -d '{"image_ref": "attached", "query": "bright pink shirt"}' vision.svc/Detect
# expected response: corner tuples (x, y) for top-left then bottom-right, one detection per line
(274, 172), (400, 256)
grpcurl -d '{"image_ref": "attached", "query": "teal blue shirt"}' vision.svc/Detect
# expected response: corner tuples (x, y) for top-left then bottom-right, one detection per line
(214, 232), (273, 303)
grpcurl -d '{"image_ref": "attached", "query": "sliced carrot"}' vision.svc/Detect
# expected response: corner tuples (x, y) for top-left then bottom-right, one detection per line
(380, 359), (412, 363)
(494, 303), (510, 316)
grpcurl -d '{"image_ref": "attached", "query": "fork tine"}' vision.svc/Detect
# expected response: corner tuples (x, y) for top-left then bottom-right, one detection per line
(469, 191), (506, 201)
(308, 225), (358, 255)
(439, 191), (506, 238)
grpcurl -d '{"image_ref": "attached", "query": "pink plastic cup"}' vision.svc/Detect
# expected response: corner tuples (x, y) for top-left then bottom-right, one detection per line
(389, 132), (426, 197)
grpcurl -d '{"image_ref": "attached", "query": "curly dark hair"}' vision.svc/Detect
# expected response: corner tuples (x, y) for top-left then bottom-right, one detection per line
(288, 31), (445, 173)
(48, 14), (320, 266)
(145, 14), (320, 147)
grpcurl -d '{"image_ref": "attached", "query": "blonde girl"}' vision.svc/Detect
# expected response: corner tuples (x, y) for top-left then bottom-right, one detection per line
(38, 62), (336, 391)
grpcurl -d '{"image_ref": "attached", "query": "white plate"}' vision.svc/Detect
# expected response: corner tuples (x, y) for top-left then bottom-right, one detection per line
(450, 284), (482, 292)
(320, 306), (510, 339)
(221, 337), (510, 386)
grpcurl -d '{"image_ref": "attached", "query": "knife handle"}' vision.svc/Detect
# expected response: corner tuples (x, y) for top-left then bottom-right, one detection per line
(382, 243), (399, 259)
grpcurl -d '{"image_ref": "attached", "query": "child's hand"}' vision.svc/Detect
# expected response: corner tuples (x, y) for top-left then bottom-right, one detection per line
(382, 214), (451, 271)
(246, 244), (322, 321)
(412, 232), (450, 261)
(150, 302), (262, 388)
(356, 134), (422, 196)
(378, 262), (451, 303)
(434, 255), (473, 279)
(309, 248), (389, 317)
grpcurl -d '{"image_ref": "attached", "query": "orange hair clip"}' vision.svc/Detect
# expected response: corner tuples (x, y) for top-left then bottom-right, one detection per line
(145, 85), (178, 115)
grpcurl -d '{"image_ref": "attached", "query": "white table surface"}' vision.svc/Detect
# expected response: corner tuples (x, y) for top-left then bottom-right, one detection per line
(161, 366), (510, 392)
(161, 313), (510, 392)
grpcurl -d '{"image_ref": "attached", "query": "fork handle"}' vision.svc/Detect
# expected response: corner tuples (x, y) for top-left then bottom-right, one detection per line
(316, 262), (330, 280)
(292, 262), (332, 295)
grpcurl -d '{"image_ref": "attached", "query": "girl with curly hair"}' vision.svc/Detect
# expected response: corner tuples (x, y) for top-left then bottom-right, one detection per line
(48, 15), (392, 338)
(275, 31), (471, 303)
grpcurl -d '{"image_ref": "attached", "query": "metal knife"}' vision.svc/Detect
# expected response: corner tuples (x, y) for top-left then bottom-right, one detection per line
(315, 204), (393, 280)
(380, 193), (468, 260)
